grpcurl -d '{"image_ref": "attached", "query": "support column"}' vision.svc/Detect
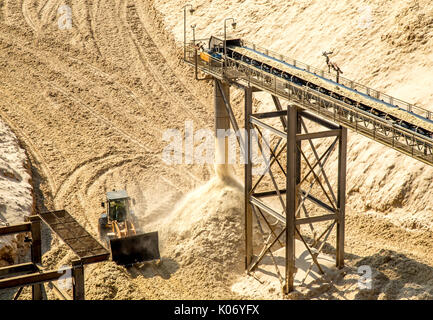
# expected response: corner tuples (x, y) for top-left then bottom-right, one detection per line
(245, 102), (347, 293)
(72, 260), (85, 300)
(244, 86), (253, 269)
(295, 109), (302, 222)
(284, 105), (297, 293)
(336, 126), (347, 268)
(29, 215), (42, 300)
(214, 79), (231, 167)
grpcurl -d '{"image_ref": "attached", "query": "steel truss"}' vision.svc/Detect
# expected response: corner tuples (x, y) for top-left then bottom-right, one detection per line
(244, 93), (347, 293)
(0, 212), (109, 300)
(212, 77), (346, 293)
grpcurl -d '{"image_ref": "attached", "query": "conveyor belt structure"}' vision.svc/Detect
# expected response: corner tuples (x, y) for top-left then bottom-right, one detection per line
(185, 37), (433, 166)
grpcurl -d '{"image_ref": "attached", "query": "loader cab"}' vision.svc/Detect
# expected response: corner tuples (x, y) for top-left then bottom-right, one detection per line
(105, 190), (130, 223)
(108, 199), (127, 222)
(98, 189), (161, 265)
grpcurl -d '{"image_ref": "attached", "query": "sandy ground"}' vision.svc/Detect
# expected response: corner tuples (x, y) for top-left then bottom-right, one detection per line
(0, 0), (432, 299)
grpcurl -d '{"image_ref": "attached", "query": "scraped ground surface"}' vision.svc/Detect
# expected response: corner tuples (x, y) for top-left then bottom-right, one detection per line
(0, 0), (433, 299)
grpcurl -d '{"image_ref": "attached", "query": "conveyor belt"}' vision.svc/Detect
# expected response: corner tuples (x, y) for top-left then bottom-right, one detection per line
(184, 37), (433, 166)
(39, 210), (109, 264)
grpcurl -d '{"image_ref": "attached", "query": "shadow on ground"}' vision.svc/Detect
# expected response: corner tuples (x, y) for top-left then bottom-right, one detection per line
(321, 247), (433, 299)
(255, 243), (433, 300)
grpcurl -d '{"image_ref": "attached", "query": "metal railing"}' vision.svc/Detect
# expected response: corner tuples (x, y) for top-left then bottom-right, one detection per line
(241, 40), (433, 121)
(184, 41), (433, 166)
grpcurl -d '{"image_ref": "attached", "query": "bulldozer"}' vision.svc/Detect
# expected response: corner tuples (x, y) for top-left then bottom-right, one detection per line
(98, 190), (160, 265)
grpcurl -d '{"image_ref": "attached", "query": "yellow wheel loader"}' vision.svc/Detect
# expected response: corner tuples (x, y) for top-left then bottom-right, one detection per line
(98, 190), (160, 265)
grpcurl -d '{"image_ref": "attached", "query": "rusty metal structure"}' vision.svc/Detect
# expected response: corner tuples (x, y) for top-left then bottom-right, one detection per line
(183, 35), (433, 293)
(0, 210), (109, 300)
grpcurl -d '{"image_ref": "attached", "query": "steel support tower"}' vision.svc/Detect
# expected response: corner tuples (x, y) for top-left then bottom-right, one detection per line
(244, 96), (347, 293)
(211, 75), (346, 293)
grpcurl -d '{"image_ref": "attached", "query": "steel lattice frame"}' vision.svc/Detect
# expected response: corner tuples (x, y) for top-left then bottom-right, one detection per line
(244, 93), (347, 293)
(189, 39), (350, 294)
(212, 76), (347, 293)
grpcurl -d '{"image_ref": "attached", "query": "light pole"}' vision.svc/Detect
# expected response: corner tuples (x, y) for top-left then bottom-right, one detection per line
(183, 4), (195, 61)
(191, 24), (196, 44)
(224, 18), (236, 70)
(191, 24), (199, 80)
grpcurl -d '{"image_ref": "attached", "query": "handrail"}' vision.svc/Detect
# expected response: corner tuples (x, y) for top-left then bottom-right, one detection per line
(241, 39), (433, 121)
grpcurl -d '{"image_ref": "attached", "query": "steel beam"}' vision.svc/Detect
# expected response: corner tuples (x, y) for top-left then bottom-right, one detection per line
(214, 79), (231, 167)
(298, 110), (340, 130)
(271, 95), (288, 130)
(196, 50), (348, 294)
(29, 215), (42, 300)
(253, 189), (287, 198)
(0, 262), (37, 277)
(285, 105), (297, 294)
(253, 110), (287, 119)
(296, 214), (337, 225)
(13, 286), (24, 300)
(0, 269), (69, 290)
(296, 110), (302, 216)
(250, 196), (336, 226)
(253, 188), (337, 214)
(48, 281), (73, 301)
(185, 40), (433, 167)
(245, 86), (253, 269)
(35, 265), (72, 300)
(296, 129), (341, 141)
(0, 223), (31, 236)
(72, 260), (85, 300)
(250, 196), (285, 224)
(336, 126), (347, 268)
(301, 190), (338, 214)
(248, 227), (286, 273)
(250, 116), (286, 139)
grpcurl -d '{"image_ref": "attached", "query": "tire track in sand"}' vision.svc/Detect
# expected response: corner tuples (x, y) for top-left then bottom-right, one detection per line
(0, 39), (202, 236)
(0, 26), (204, 190)
(39, 0), (61, 29)
(135, 0), (213, 121)
(4, 3), (203, 204)
(0, 81), (95, 228)
(117, 0), (208, 130)
(21, 0), (39, 33)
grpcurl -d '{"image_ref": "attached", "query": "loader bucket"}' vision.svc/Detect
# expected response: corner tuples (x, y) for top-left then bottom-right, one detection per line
(109, 231), (160, 265)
